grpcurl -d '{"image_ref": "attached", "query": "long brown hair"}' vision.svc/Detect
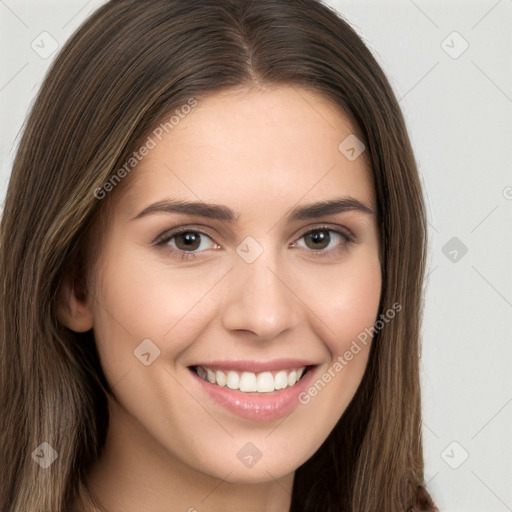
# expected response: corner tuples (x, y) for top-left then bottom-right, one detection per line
(0, 1), (431, 510)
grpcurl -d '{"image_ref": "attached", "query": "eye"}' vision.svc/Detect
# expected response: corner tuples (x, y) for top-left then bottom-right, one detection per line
(153, 225), (355, 261)
(154, 227), (218, 260)
(292, 227), (354, 257)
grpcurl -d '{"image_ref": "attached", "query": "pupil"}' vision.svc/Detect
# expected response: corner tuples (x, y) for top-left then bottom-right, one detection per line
(177, 232), (200, 250)
(308, 230), (329, 249)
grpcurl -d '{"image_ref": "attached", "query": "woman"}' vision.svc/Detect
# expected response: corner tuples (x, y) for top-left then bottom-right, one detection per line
(0, 0), (437, 510)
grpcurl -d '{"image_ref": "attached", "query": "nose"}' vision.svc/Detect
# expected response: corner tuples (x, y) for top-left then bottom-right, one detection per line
(220, 249), (301, 340)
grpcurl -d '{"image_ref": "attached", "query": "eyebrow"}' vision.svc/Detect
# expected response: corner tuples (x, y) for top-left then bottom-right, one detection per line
(132, 196), (375, 223)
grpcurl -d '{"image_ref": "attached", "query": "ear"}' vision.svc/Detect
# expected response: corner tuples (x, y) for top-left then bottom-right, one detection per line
(56, 273), (94, 333)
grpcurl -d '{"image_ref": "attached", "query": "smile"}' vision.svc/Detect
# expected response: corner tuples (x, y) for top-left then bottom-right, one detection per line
(188, 361), (318, 422)
(192, 365), (308, 393)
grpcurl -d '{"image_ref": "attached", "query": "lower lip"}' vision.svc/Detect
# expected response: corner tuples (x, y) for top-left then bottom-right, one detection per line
(189, 366), (318, 422)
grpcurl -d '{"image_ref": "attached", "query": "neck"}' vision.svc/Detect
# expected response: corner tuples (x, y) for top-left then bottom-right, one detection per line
(85, 399), (294, 512)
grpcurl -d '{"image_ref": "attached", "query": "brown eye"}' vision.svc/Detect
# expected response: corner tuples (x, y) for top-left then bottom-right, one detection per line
(155, 228), (217, 258)
(292, 227), (353, 258)
(303, 230), (331, 250)
(174, 232), (202, 251)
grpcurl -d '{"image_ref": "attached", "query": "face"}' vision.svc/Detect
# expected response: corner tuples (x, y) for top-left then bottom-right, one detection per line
(83, 85), (381, 484)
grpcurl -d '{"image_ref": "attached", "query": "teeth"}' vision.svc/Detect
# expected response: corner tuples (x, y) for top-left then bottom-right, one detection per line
(206, 368), (216, 384)
(239, 372), (257, 392)
(226, 371), (239, 390)
(216, 370), (227, 387)
(256, 371), (274, 392)
(194, 366), (307, 393)
(274, 370), (288, 390)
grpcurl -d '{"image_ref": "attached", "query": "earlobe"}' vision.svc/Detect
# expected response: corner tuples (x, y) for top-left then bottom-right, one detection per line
(56, 277), (94, 333)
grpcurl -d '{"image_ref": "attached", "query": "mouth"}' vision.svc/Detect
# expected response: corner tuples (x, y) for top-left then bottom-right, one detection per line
(190, 364), (312, 394)
(187, 360), (319, 422)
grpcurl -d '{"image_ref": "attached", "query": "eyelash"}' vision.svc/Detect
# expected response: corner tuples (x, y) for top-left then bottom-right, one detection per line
(153, 225), (356, 261)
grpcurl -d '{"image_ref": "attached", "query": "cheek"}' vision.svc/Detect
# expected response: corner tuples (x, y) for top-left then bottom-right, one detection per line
(331, 263), (381, 348)
(90, 248), (229, 383)
(296, 250), (382, 354)
(287, 255), (381, 442)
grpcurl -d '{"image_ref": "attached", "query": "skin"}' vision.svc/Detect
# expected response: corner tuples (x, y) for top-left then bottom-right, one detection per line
(59, 85), (382, 512)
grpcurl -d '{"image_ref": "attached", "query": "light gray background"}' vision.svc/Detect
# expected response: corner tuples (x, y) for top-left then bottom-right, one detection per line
(1, 1), (511, 511)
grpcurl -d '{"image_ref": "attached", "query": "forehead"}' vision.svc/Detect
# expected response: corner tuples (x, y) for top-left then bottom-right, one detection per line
(118, 85), (374, 219)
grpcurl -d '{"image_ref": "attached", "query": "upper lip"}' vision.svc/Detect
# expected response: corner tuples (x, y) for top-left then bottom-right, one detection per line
(189, 359), (318, 373)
